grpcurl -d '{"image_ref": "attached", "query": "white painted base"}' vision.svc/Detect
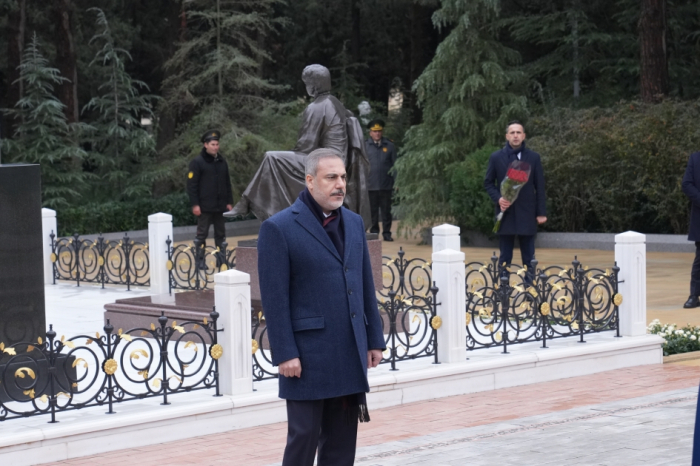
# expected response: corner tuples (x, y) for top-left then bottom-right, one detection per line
(0, 333), (663, 466)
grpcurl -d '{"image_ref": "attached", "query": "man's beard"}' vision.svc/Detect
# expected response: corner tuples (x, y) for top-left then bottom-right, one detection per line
(328, 190), (345, 209)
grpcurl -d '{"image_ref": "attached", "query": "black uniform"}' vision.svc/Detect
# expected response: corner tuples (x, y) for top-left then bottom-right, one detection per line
(365, 136), (397, 239)
(187, 148), (234, 248)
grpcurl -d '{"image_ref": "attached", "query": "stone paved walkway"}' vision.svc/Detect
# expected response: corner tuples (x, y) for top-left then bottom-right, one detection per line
(47, 364), (700, 466)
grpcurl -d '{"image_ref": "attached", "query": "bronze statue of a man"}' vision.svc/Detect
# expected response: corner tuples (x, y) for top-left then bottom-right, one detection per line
(226, 65), (371, 226)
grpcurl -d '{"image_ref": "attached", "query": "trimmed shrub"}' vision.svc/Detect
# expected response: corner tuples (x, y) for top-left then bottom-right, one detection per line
(446, 146), (499, 235)
(529, 100), (700, 234)
(56, 193), (195, 236)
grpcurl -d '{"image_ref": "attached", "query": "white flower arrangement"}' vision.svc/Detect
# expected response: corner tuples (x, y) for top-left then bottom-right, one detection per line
(647, 319), (700, 356)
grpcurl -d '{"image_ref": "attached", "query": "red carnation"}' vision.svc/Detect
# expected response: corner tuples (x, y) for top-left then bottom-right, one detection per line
(493, 161), (532, 233)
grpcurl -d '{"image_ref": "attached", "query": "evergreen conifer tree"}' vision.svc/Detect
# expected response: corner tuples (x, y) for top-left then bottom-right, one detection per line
(502, 0), (615, 106)
(394, 0), (527, 228)
(82, 8), (159, 201)
(159, 0), (290, 197)
(2, 32), (90, 208)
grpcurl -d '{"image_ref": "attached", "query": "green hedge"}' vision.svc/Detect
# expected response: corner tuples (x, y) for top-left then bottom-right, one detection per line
(446, 100), (700, 235)
(56, 193), (195, 236)
(447, 146), (499, 235)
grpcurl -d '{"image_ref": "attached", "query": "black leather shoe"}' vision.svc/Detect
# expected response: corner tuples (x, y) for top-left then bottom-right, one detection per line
(683, 296), (700, 308)
(383, 236), (394, 242)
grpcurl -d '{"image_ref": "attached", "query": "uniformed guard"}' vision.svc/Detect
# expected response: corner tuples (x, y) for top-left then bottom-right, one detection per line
(365, 119), (397, 241)
(187, 130), (234, 267)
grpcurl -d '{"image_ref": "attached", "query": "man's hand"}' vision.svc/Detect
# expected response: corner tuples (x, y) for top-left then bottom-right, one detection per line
(498, 197), (511, 211)
(367, 349), (383, 368)
(226, 204), (233, 211)
(279, 357), (302, 377)
(192, 205), (201, 216)
(537, 216), (547, 224)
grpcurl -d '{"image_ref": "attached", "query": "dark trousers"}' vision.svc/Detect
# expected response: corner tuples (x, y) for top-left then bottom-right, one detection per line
(499, 234), (536, 272)
(282, 397), (358, 466)
(691, 242), (700, 296)
(195, 212), (226, 248)
(369, 190), (392, 238)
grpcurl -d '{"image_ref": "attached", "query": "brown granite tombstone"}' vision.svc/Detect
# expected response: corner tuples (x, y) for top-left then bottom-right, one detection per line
(104, 291), (218, 343)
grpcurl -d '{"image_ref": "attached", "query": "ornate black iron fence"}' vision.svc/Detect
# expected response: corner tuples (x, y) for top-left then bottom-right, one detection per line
(465, 254), (621, 353)
(50, 232), (150, 290)
(251, 309), (277, 382)
(166, 237), (236, 292)
(0, 311), (222, 423)
(377, 286), (440, 370)
(380, 247), (432, 298)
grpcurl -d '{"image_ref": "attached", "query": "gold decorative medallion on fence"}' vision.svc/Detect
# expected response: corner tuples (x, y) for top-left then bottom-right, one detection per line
(539, 302), (551, 316)
(210, 343), (223, 360)
(103, 358), (118, 375)
(430, 315), (442, 330)
(613, 293), (623, 306)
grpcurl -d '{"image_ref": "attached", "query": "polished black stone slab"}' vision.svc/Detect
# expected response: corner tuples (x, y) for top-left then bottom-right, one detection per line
(0, 164), (46, 346)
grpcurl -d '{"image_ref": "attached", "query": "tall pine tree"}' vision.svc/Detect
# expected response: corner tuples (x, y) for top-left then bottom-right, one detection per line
(2, 32), (90, 208)
(158, 0), (292, 198)
(82, 8), (159, 201)
(394, 0), (526, 228)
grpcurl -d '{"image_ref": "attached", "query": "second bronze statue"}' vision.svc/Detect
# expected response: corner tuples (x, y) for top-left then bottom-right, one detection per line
(225, 64), (372, 228)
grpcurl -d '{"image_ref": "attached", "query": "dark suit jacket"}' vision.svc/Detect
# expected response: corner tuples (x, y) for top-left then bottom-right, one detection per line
(257, 198), (386, 401)
(483, 143), (546, 236)
(682, 152), (700, 242)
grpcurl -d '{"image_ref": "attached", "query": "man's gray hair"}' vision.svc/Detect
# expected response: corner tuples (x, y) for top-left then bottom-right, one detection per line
(305, 148), (344, 176)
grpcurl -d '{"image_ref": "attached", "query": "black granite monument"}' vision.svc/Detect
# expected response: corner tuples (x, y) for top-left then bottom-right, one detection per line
(0, 164), (46, 345)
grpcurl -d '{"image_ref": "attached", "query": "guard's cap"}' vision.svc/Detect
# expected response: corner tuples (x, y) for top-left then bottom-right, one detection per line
(201, 130), (221, 143)
(367, 119), (385, 131)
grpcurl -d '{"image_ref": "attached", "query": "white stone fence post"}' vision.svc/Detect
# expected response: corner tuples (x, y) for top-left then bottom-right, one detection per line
(41, 208), (57, 285)
(614, 231), (647, 336)
(215, 270), (254, 396)
(431, 224), (467, 363)
(148, 212), (173, 295)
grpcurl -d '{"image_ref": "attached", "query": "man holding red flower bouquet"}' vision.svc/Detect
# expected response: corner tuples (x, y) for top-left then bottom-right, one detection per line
(484, 121), (547, 279)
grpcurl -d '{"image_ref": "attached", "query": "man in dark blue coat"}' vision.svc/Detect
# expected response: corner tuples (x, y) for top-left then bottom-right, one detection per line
(484, 121), (547, 275)
(257, 148), (386, 465)
(681, 151), (700, 308)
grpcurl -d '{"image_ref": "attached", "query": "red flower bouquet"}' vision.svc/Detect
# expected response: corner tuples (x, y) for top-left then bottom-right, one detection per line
(493, 160), (531, 233)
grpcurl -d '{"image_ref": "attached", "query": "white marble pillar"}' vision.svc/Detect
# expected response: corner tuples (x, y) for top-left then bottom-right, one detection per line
(614, 231), (647, 336)
(215, 269), (253, 396)
(41, 208), (57, 285)
(432, 224), (461, 253)
(432, 223), (467, 363)
(148, 212), (173, 295)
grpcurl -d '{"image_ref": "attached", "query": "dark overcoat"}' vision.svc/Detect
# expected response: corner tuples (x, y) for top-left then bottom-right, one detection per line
(257, 198), (386, 401)
(365, 137), (397, 191)
(186, 149), (233, 213)
(682, 152), (700, 242)
(483, 143), (546, 236)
